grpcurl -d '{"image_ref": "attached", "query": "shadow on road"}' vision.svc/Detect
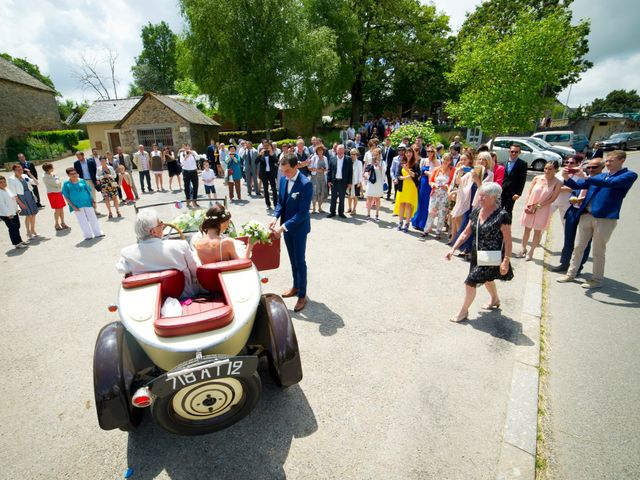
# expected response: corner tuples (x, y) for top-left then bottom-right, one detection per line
(291, 299), (345, 336)
(461, 310), (534, 346)
(585, 277), (640, 308)
(126, 377), (317, 480)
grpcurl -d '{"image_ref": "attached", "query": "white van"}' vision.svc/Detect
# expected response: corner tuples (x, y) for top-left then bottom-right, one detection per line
(532, 131), (590, 153)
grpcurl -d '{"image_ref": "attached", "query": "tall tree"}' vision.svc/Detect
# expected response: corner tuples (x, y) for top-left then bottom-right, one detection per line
(130, 21), (178, 95)
(305, 0), (452, 126)
(457, 0), (591, 95)
(1, 53), (58, 94)
(180, 0), (337, 131)
(588, 90), (640, 114)
(446, 11), (587, 138)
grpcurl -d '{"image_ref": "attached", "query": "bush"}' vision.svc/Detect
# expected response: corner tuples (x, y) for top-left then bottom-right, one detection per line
(29, 129), (83, 150)
(219, 127), (288, 143)
(5, 137), (66, 162)
(388, 121), (439, 148)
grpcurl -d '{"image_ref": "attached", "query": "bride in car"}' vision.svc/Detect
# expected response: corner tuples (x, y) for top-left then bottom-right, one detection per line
(193, 203), (253, 264)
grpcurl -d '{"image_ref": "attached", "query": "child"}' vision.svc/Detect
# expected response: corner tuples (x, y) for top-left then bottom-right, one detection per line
(201, 161), (216, 203)
(117, 164), (136, 205)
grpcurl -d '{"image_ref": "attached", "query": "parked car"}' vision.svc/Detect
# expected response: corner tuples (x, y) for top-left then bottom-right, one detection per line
(487, 137), (562, 171)
(599, 131), (640, 151)
(526, 137), (576, 160)
(532, 130), (590, 153)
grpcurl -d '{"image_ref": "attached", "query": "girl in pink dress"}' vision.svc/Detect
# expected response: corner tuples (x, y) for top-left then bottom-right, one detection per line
(519, 161), (562, 260)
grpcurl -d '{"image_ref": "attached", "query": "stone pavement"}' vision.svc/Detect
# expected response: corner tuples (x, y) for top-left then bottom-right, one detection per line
(541, 151), (640, 479)
(0, 152), (543, 479)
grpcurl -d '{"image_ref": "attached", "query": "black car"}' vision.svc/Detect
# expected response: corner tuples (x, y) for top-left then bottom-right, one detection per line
(600, 132), (640, 151)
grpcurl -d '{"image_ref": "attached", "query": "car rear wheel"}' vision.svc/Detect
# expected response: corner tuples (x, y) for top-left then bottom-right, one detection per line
(151, 356), (261, 435)
(532, 159), (546, 171)
(621, 143), (627, 151)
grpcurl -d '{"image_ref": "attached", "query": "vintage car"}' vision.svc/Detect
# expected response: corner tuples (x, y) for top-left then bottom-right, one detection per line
(93, 200), (302, 435)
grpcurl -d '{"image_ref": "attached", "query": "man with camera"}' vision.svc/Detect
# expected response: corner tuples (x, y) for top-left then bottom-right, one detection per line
(180, 144), (200, 208)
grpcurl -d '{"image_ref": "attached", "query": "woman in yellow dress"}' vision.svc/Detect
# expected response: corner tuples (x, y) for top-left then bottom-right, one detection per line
(394, 146), (420, 232)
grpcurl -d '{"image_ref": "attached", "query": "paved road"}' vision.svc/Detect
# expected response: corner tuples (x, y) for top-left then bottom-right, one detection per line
(1, 154), (537, 479)
(543, 151), (640, 479)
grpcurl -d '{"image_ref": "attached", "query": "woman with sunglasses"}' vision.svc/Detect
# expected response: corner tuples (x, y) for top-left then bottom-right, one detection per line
(551, 154), (585, 226)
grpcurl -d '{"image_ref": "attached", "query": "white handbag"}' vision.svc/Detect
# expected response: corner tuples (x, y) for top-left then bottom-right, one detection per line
(476, 215), (503, 266)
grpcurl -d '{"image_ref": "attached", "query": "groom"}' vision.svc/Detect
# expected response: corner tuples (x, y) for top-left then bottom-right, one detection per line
(268, 154), (313, 312)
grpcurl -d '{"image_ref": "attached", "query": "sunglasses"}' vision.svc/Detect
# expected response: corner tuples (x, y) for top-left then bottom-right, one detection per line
(585, 166), (600, 170)
(509, 150), (519, 154)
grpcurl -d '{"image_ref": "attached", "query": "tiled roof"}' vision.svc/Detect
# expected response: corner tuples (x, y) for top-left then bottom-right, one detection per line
(154, 94), (220, 126)
(0, 56), (56, 93)
(77, 97), (142, 124)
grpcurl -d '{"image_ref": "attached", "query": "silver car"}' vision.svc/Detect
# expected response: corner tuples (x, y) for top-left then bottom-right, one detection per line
(487, 137), (562, 171)
(526, 137), (576, 160)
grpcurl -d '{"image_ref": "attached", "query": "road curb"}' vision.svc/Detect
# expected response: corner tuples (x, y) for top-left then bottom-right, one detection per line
(496, 248), (543, 479)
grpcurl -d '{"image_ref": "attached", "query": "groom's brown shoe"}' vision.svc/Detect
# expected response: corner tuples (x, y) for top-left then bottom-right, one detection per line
(282, 287), (299, 298)
(294, 296), (307, 312)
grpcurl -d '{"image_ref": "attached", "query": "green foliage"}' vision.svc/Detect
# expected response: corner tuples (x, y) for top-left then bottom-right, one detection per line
(1, 53), (59, 94)
(446, 11), (584, 137)
(306, 0), (452, 125)
(130, 21), (178, 94)
(57, 98), (89, 123)
(388, 121), (438, 147)
(219, 128), (289, 143)
(272, 138), (299, 146)
(6, 137), (66, 162)
(29, 130), (83, 150)
(457, 0), (591, 94)
(588, 89), (640, 114)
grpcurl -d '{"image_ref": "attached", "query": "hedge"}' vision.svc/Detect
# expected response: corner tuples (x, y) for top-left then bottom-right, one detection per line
(5, 137), (66, 163)
(219, 127), (288, 143)
(388, 121), (442, 148)
(29, 129), (83, 151)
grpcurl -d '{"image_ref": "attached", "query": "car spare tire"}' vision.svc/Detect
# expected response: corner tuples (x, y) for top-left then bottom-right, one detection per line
(151, 355), (261, 435)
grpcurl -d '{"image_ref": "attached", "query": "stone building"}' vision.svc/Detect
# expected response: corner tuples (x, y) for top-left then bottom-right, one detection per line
(0, 56), (61, 161)
(79, 92), (220, 155)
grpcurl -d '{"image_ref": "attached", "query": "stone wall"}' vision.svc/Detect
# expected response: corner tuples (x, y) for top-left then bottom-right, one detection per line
(189, 124), (219, 153)
(0, 79), (61, 161)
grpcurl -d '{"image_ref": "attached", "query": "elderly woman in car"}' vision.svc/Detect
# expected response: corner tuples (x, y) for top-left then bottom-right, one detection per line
(116, 209), (200, 298)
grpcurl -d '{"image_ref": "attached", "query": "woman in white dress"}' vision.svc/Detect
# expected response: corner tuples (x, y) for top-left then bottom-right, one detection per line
(347, 148), (363, 215)
(364, 148), (386, 221)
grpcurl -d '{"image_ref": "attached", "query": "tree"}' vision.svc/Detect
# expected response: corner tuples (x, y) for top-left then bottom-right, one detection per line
(1, 53), (59, 94)
(588, 90), (640, 114)
(129, 21), (178, 95)
(180, 0), (337, 132)
(457, 0), (591, 95)
(446, 11), (586, 138)
(73, 49), (119, 100)
(305, 0), (452, 126)
(57, 98), (89, 124)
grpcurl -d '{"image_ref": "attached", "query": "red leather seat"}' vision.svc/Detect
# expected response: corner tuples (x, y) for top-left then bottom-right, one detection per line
(122, 269), (184, 299)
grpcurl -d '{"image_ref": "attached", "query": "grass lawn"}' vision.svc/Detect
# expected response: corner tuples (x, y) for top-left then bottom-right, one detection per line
(73, 139), (90, 152)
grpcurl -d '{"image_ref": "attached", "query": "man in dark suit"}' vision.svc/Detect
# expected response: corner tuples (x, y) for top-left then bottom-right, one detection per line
(501, 144), (528, 215)
(269, 154), (313, 312)
(327, 144), (353, 218)
(258, 145), (279, 210)
(17, 153), (43, 207)
(73, 150), (102, 215)
(382, 137), (396, 200)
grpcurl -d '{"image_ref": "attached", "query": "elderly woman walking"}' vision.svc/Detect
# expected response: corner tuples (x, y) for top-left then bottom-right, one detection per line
(62, 167), (104, 240)
(446, 182), (513, 322)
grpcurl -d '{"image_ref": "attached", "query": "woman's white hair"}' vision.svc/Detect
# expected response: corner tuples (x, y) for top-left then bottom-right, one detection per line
(478, 181), (502, 199)
(135, 209), (160, 241)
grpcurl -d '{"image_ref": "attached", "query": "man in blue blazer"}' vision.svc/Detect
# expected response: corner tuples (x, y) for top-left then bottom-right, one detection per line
(557, 150), (637, 289)
(269, 154), (313, 312)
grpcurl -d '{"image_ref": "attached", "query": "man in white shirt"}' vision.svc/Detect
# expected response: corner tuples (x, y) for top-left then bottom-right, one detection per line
(133, 145), (153, 193)
(116, 209), (200, 298)
(180, 144), (200, 208)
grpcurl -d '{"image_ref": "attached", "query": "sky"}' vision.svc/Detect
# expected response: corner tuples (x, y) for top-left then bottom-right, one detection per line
(1, 0), (638, 108)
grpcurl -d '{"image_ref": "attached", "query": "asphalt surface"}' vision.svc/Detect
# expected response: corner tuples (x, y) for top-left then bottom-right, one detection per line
(1, 154), (537, 479)
(542, 151), (640, 479)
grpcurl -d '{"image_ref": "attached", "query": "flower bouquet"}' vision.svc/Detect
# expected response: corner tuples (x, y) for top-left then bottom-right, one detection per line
(169, 209), (206, 233)
(240, 220), (272, 245)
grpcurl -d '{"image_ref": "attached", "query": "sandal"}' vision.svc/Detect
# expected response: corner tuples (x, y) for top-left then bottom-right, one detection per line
(61, 223), (70, 229)
(108, 213), (113, 219)
(55, 225), (62, 231)
(482, 302), (501, 310)
(449, 311), (468, 322)
(117, 212), (122, 218)
(516, 249), (527, 258)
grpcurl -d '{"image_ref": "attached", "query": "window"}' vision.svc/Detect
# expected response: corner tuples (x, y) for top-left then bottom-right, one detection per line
(514, 141), (531, 152)
(494, 140), (509, 149)
(137, 128), (174, 149)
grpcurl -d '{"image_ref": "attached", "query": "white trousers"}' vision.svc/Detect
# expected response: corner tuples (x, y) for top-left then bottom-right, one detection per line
(75, 207), (103, 239)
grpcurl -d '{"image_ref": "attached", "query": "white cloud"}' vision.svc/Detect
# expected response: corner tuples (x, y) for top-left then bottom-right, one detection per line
(559, 52), (640, 107)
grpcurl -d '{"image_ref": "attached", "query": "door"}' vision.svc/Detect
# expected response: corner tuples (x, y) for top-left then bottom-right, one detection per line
(108, 132), (121, 152)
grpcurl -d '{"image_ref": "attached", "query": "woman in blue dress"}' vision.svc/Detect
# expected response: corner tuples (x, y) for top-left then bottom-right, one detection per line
(412, 147), (439, 230)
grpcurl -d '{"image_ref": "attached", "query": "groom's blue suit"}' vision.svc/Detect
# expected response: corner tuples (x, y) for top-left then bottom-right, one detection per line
(274, 172), (313, 298)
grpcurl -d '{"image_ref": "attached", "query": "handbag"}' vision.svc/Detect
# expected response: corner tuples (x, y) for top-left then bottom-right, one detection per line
(476, 214), (503, 266)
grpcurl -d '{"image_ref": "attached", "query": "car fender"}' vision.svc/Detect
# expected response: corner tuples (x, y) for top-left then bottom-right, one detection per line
(250, 294), (303, 387)
(93, 321), (153, 430)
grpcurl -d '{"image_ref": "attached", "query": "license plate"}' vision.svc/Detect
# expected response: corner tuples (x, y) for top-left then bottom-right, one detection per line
(149, 356), (258, 398)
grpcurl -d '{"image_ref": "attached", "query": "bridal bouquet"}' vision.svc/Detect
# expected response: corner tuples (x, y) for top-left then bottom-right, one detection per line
(240, 220), (272, 244)
(170, 209), (206, 233)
